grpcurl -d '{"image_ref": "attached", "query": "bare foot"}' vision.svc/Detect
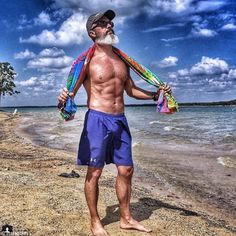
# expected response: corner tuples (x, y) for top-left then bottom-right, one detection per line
(120, 218), (152, 233)
(91, 221), (109, 236)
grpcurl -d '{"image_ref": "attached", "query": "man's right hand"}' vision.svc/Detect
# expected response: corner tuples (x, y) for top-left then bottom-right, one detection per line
(58, 87), (74, 104)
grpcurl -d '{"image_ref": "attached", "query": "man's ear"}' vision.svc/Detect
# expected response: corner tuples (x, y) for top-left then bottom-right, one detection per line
(89, 30), (96, 38)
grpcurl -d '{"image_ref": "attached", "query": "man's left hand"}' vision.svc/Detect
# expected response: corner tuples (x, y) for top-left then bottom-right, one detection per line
(160, 84), (172, 95)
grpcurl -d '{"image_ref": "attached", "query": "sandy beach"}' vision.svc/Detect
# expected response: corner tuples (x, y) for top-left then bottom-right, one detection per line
(0, 111), (236, 236)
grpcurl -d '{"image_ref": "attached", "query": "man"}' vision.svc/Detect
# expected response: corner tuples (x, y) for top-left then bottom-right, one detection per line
(58, 10), (171, 236)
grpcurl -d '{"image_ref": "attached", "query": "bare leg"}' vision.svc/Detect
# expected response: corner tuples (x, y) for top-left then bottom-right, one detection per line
(85, 167), (109, 236)
(116, 165), (152, 233)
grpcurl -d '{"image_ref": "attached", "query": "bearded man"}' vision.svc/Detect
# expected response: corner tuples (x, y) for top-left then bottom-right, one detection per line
(58, 10), (171, 236)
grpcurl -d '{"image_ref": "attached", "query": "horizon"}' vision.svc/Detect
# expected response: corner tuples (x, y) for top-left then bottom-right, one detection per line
(1, 0), (236, 106)
(1, 98), (236, 109)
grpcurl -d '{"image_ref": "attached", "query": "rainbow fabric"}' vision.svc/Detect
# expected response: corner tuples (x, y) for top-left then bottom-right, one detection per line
(58, 44), (178, 121)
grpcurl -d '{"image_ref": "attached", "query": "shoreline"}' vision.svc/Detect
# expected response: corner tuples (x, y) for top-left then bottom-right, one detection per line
(15, 111), (236, 225)
(0, 111), (236, 235)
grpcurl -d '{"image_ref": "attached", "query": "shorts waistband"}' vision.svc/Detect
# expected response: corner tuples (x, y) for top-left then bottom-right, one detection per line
(88, 109), (125, 118)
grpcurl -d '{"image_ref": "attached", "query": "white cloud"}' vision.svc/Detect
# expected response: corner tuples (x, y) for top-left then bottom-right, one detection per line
(52, 0), (227, 19)
(27, 56), (73, 70)
(18, 12), (56, 30)
(25, 47), (73, 75)
(17, 77), (38, 87)
(178, 69), (189, 76)
(207, 80), (233, 91)
(167, 56), (236, 94)
(228, 69), (236, 79)
(155, 56), (178, 68)
(34, 12), (55, 26)
(143, 23), (185, 33)
(20, 12), (88, 46)
(161, 36), (185, 42)
(14, 49), (36, 59)
(161, 23), (218, 42)
(52, 0), (143, 16)
(19, 1), (227, 46)
(144, 0), (226, 17)
(191, 28), (217, 37)
(221, 23), (236, 31)
(189, 15), (202, 23)
(168, 72), (178, 79)
(145, 0), (193, 16)
(196, 1), (226, 12)
(39, 47), (65, 57)
(190, 57), (229, 76)
(16, 73), (62, 94)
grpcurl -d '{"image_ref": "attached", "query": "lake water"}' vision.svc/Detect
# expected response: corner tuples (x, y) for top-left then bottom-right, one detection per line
(6, 105), (235, 169)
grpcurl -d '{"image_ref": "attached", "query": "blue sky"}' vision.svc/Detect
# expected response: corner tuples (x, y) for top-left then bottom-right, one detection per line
(1, 0), (236, 106)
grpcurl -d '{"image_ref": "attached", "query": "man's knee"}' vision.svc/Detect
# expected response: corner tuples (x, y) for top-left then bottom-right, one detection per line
(117, 166), (134, 179)
(86, 167), (103, 181)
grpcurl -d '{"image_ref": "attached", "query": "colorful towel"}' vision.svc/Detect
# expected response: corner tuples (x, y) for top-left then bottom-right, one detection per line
(58, 44), (178, 121)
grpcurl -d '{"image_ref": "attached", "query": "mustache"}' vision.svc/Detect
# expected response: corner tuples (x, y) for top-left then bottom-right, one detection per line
(106, 29), (115, 35)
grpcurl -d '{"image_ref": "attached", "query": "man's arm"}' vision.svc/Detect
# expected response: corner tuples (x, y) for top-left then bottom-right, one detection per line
(58, 68), (87, 105)
(124, 73), (171, 101)
(125, 75), (156, 100)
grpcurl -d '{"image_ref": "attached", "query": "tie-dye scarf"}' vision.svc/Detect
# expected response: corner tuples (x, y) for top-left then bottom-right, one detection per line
(58, 44), (178, 121)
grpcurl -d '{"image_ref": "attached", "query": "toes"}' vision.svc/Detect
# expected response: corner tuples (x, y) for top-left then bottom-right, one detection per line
(120, 221), (152, 233)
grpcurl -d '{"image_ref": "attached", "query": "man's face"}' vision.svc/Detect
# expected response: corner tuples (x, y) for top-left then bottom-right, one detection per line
(90, 16), (115, 40)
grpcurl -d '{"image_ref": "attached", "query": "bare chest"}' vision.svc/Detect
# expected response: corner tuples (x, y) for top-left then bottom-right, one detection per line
(88, 55), (128, 84)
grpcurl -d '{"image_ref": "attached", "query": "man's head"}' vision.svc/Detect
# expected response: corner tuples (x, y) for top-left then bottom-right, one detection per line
(86, 10), (119, 45)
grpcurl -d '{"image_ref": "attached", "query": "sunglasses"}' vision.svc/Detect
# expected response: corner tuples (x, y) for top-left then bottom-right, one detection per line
(91, 20), (114, 30)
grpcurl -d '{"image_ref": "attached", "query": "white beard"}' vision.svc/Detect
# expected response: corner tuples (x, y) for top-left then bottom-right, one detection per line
(95, 34), (119, 45)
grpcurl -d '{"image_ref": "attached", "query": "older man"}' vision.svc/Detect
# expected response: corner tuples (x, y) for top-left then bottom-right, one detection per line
(58, 10), (171, 236)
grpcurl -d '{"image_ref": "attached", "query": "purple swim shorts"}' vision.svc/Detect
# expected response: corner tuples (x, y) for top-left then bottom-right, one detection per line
(77, 109), (133, 168)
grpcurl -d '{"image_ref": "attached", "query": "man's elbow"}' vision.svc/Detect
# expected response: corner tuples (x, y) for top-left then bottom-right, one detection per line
(126, 89), (134, 98)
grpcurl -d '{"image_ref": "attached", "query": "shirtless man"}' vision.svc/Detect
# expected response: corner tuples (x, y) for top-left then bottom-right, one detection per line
(58, 10), (171, 236)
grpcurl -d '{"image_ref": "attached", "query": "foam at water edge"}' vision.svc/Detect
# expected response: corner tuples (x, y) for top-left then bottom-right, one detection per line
(217, 157), (225, 166)
(217, 156), (236, 168)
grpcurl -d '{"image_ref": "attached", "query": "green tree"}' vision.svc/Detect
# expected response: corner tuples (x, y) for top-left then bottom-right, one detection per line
(0, 62), (20, 105)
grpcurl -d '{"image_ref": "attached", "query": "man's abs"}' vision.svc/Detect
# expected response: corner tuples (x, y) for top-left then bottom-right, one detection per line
(83, 52), (128, 114)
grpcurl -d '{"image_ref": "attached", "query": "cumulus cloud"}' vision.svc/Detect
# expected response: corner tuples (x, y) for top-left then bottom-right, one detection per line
(39, 47), (65, 57)
(17, 77), (38, 87)
(51, 0), (227, 23)
(52, 0), (143, 17)
(26, 47), (73, 74)
(161, 21), (218, 42)
(144, 0), (226, 17)
(14, 47), (74, 102)
(196, 1), (226, 13)
(153, 56), (178, 68)
(191, 28), (217, 37)
(167, 56), (236, 94)
(18, 11), (55, 30)
(14, 49), (36, 59)
(190, 57), (229, 76)
(228, 69), (236, 79)
(19, 0), (228, 46)
(221, 23), (236, 31)
(16, 73), (62, 93)
(178, 69), (189, 76)
(191, 21), (218, 37)
(27, 56), (73, 70)
(34, 12), (55, 26)
(20, 12), (88, 46)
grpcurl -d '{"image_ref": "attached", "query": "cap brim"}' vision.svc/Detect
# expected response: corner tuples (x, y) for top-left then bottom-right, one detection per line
(103, 10), (115, 21)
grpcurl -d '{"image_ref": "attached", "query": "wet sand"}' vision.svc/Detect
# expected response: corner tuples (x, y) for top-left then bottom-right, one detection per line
(0, 111), (236, 235)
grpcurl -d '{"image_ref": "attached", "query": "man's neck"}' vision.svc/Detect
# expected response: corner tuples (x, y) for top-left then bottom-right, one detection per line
(95, 43), (113, 55)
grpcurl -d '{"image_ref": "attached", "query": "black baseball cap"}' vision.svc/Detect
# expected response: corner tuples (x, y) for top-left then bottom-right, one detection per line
(86, 10), (115, 33)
